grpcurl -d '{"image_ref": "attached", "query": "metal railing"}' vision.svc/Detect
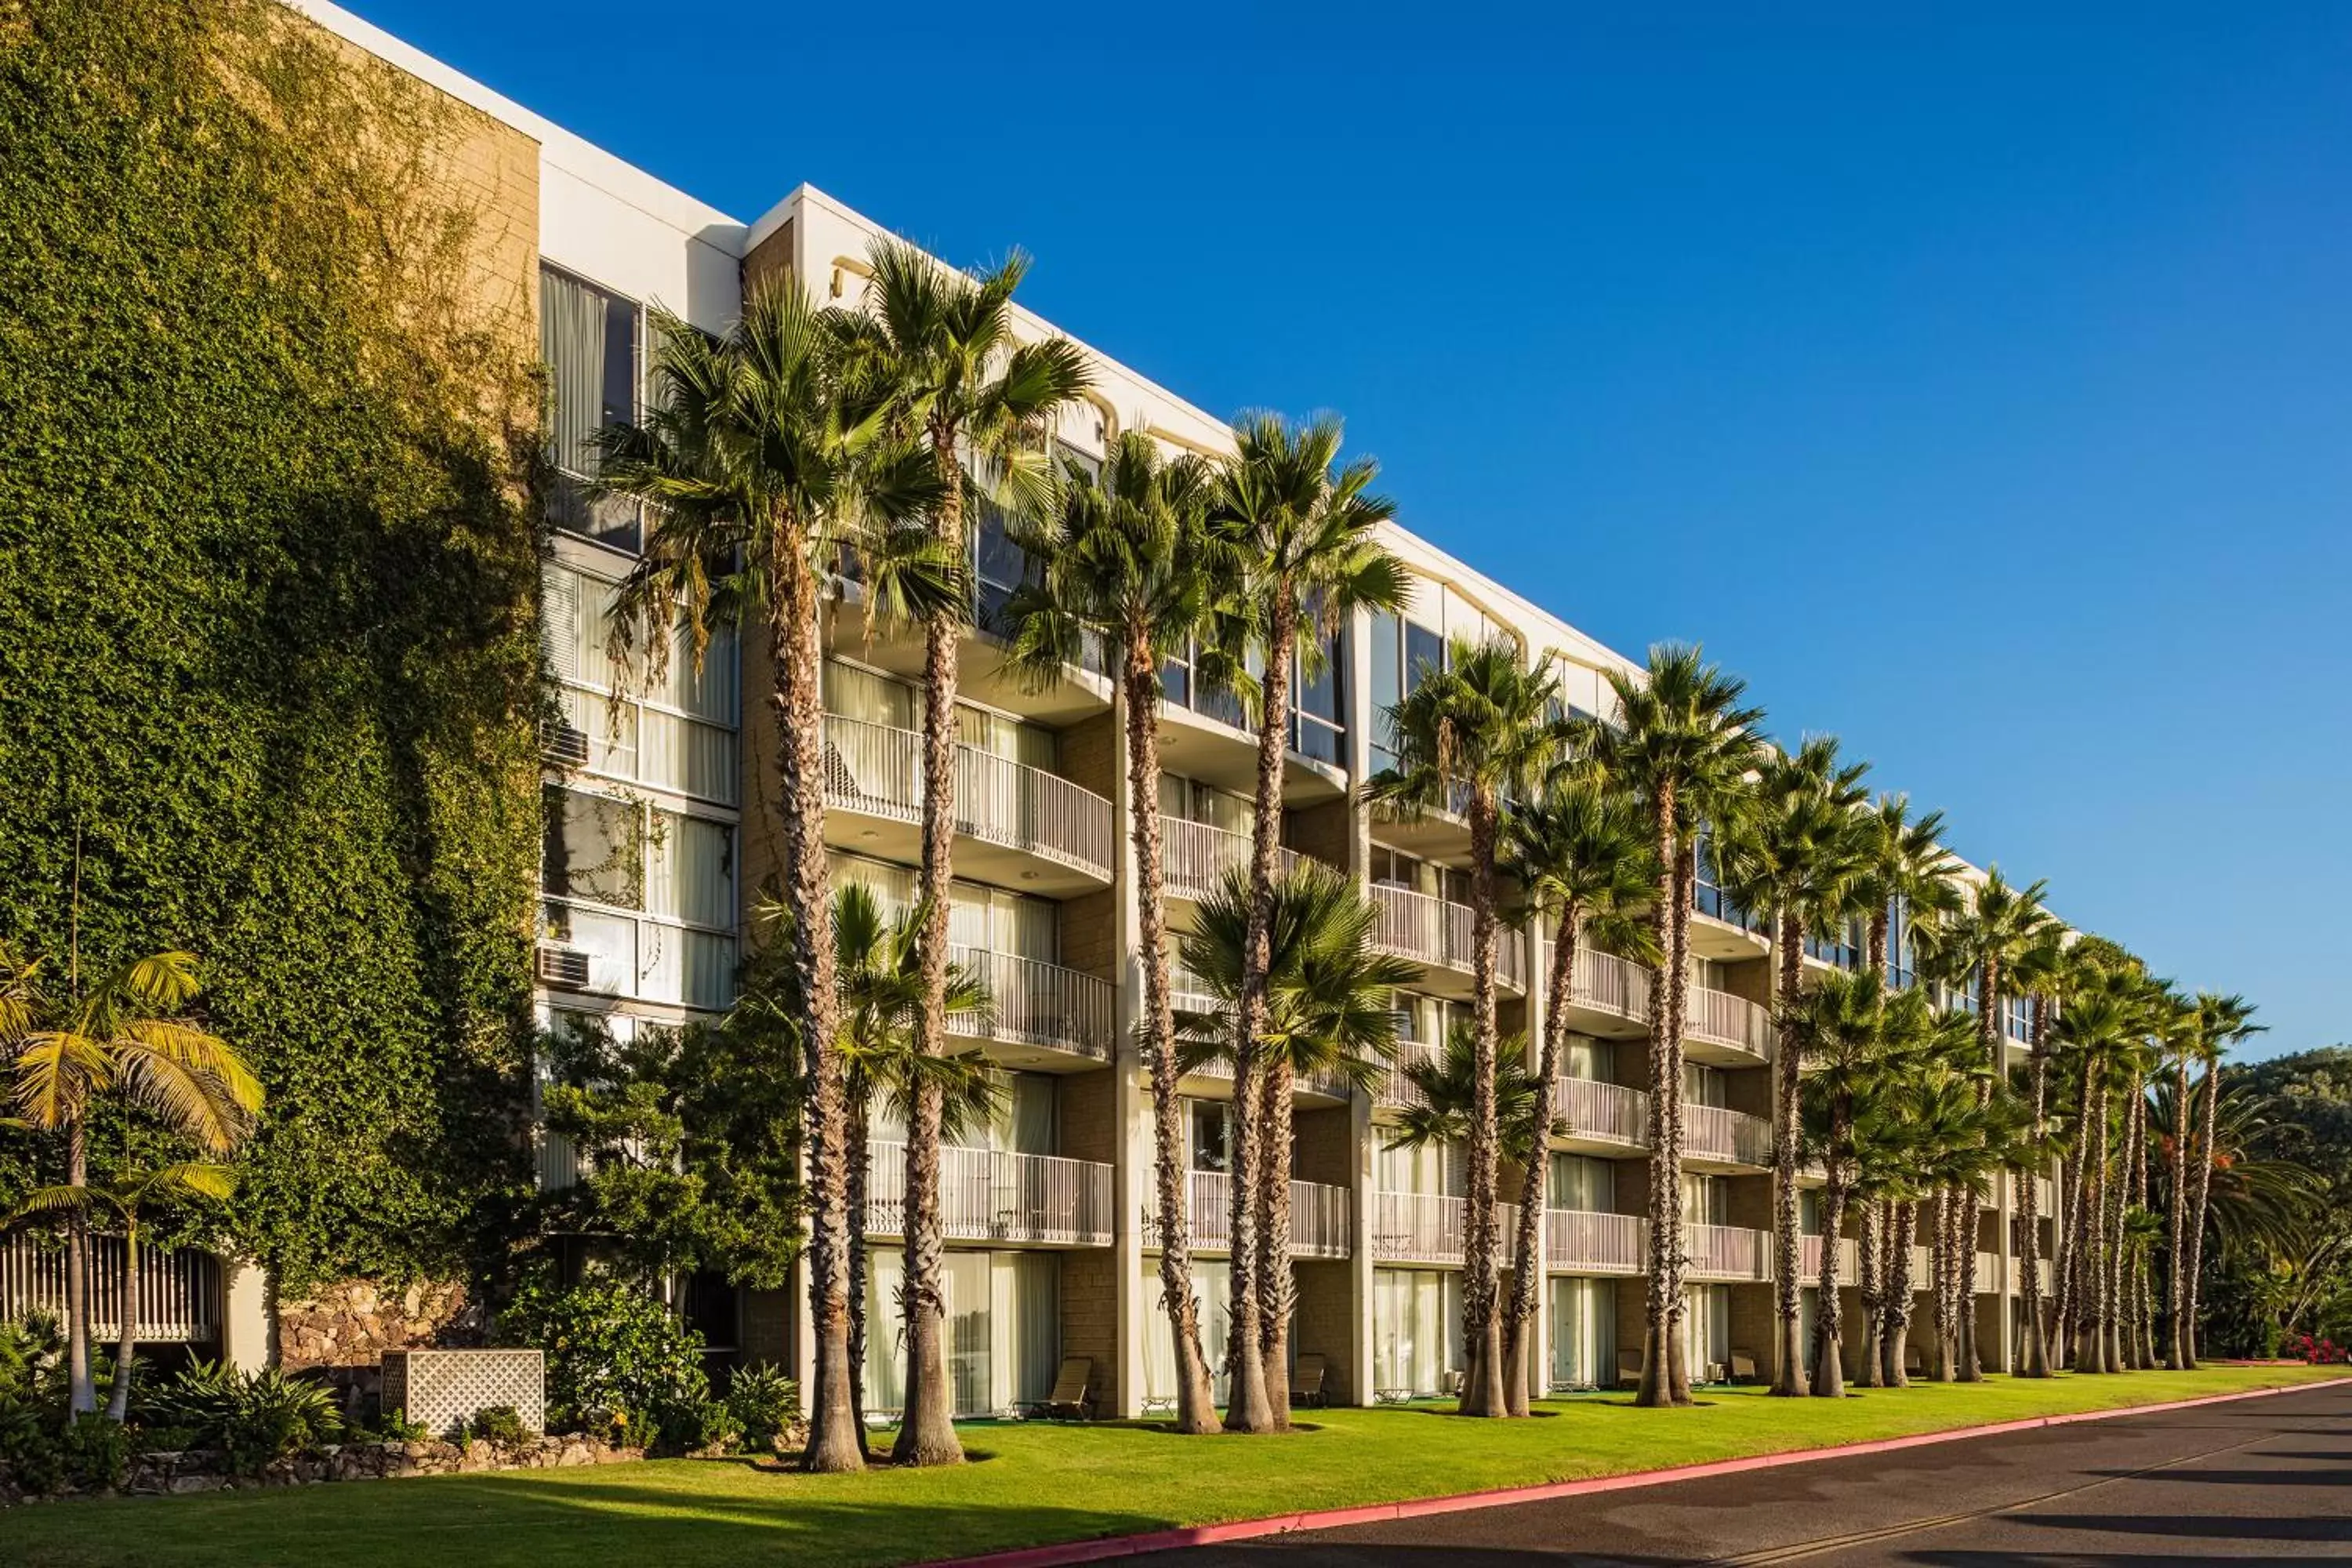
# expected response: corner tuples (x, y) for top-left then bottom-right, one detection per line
(1158, 815), (1301, 901)
(1544, 943), (1767, 1063)
(1, 1236), (220, 1342)
(1370, 884), (1525, 990)
(1685, 1103), (1773, 1167)
(947, 946), (1111, 1061)
(1568, 946), (1650, 1024)
(862, 1141), (1112, 1246)
(821, 713), (1114, 878)
(1378, 1041), (1439, 1108)
(1144, 1171), (1353, 1258)
(1370, 1191), (1520, 1265)
(1556, 1076), (1650, 1149)
(1686, 985), (1772, 1061)
(1543, 1207), (1644, 1274)
(1167, 982), (1351, 1098)
(1688, 1222), (1772, 1282)
(1799, 1233), (1862, 1280)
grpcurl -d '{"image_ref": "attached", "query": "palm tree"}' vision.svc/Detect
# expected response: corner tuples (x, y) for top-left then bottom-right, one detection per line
(2049, 963), (2147, 1373)
(2183, 992), (2262, 1367)
(1500, 775), (1658, 1414)
(1573, 645), (1764, 1407)
(1173, 860), (1419, 1414)
(1788, 971), (1936, 1397)
(2, 946), (260, 1417)
(592, 278), (952, 1472)
(2009, 926), (2080, 1377)
(1916, 867), (2051, 1379)
(1718, 735), (1871, 1397)
(826, 884), (999, 1443)
(1211, 412), (1404, 1433)
(1000, 431), (1236, 1433)
(1382, 1028), (1552, 1323)
(13, 1160), (236, 1421)
(1367, 638), (1563, 1417)
(1852, 795), (1962, 978)
(831, 237), (1094, 1468)
(1915, 1056), (2027, 1382)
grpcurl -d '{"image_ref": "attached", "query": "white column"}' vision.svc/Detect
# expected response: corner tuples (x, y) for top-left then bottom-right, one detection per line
(1344, 606), (1378, 1406)
(220, 1258), (272, 1373)
(1526, 917), (1552, 1403)
(1109, 678), (1149, 1417)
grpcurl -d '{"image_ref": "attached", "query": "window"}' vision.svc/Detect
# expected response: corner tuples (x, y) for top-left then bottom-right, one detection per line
(540, 266), (642, 553)
(1188, 1099), (1232, 1173)
(541, 785), (736, 1009)
(1806, 918), (1864, 971)
(1291, 619), (1346, 767)
(544, 561), (739, 806)
(972, 499), (1031, 637)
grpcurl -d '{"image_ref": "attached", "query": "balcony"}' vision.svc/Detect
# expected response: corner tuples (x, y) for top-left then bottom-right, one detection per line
(2, 1236), (220, 1343)
(1145, 1171), (1353, 1258)
(1685, 1103), (1773, 1171)
(1168, 977), (1352, 1099)
(1555, 1076), (1650, 1152)
(1372, 1191), (1521, 1266)
(863, 1141), (1112, 1247)
(1158, 815), (1302, 906)
(1799, 1233), (1862, 1281)
(1544, 1207), (1644, 1275)
(1370, 884), (1525, 999)
(1379, 1041), (1439, 1109)
(1544, 944), (1770, 1069)
(1687, 1222), (1772, 1283)
(821, 713), (1114, 895)
(948, 946), (1112, 1068)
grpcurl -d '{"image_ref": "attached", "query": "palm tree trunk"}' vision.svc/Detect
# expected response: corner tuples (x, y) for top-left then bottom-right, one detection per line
(1122, 649), (1221, 1434)
(1812, 1108), (1850, 1399)
(893, 435), (968, 1468)
(104, 1220), (138, 1423)
(1257, 1056), (1296, 1428)
(1929, 1189), (1957, 1382)
(2071, 1073), (2104, 1373)
(2018, 998), (2053, 1377)
(778, 553), (862, 1474)
(1664, 837), (1697, 1407)
(2129, 1087), (2155, 1369)
(2184, 1062), (2222, 1368)
(1504, 907), (1578, 1417)
(1885, 1200), (1916, 1387)
(847, 1107), (873, 1454)
(1458, 788), (1508, 1418)
(1769, 907), (1806, 1398)
(2165, 1054), (2189, 1368)
(1853, 1198), (1883, 1388)
(1226, 593), (1298, 1436)
(64, 1119), (94, 1416)
(1635, 791), (1681, 1410)
(1955, 962), (1998, 1385)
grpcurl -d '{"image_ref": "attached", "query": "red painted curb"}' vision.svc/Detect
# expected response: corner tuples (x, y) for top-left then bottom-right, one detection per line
(919, 1374), (2351, 1568)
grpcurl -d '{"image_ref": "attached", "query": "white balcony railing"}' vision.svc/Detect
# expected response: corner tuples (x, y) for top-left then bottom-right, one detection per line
(1556, 1076), (1650, 1149)
(863, 1141), (1112, 1247)
(947, 946), (1111, 1061)
(1144, 1171), (1353, 1258)
(1799, 1233), (1862, 1281)
(1686, 985), (1772, 1060)
(1688, 1222), (1772, 1282)
(1568, 946), (1650, 1025)
(1159, 815), (1301, 902)
(821, 713), (1114, 879)
(1371, 1191), (1520, 1265)
(1544, 1207), (1644, 1274)
(1685, 1103), (1773, 1168)
(1, 1236), (220, 1342)
(1167, 982), (1352, 1098)
(1370, 884), (1525, 991)
(1547, 944), (1768, 1063)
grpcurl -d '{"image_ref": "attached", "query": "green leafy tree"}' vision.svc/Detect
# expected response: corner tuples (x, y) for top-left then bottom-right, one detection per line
(1367, 638), (1563, 1417)
(1001, 431), (1237, 1433)
(830, 238), (1092, 1467)
(590, 278), (951, 1473)
(1573, 645), (1764, 1407)
(1212, 412), (1404, 1433)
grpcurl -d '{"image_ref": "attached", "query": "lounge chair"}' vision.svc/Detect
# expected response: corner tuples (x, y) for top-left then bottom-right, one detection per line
(1289, 1353), (1328, 1409)
(1616, 1349), (1642, 1389)
(1729, 1351), (1759, 1385)
(1015, 1357), (1096, 1421)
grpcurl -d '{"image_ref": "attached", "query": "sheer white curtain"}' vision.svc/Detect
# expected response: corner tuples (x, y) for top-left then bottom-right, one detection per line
(1548, 1277), (1615, 1389)
(1144, 1258), (1232, 1406)
(1373, 1269), (1461, 1396)
(992, 1253), (1059, 1410)
(1549, 1153), (1613, 1212)
(541, 269), (607, 481)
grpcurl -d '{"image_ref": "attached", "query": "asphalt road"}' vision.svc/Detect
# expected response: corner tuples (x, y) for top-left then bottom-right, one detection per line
(1131, 1381), (2352, 1566)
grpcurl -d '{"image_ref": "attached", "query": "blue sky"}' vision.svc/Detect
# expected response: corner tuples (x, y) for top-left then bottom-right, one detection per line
(353, 2), (2349, 1058)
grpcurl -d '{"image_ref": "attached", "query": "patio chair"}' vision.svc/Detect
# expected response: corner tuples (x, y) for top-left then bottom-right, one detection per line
(1728, 1351), (1758, 1385)
(1616, 1349), (1642, 1389)
(1289, 1353), (1328, 1409)
(1015, 1357), (1096, 1421)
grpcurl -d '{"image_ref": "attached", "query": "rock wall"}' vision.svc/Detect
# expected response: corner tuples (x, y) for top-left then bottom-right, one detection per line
(0, 1435), (642, 1505)
(277, 1279), (485, 1373)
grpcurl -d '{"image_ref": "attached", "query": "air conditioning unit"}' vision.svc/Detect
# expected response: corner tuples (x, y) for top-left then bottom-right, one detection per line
(543, 724), (590, 767)
(536, 946), (592, 989)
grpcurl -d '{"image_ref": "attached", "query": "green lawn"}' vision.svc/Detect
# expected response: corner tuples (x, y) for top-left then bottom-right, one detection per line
(5, 1366), (2341, 1568)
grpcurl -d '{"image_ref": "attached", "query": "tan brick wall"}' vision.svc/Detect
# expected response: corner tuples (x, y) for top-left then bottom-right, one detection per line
(1293, 1261), (1357, 1404)
(1723, 1066), (1773, 1120)
(1057, 1065), (1118, 1165)
(1727, 1282), (1775, 1367)
(742, 220), (795, 295)
(1726, 1174), (1773, 1231)
(1286, 801), (1353, 870)
(1058, 889), (1120, 982)
(1291, 1105), (1352, 1187)
(1060, 1250), (1120, 1415)
(1717, 954), (1773, 1007)
(1059, 713), (1119, 800)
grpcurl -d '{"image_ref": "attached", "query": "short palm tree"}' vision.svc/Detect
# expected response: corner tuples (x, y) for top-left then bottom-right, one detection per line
(1382, 1025), (1553, 1238)
(1000, 430), (1237, 1434)
(1211, 412), (1404, 1433)
(591, 277), (952, 1473)
(1717, 733), (1871, 1396)
(2, 945), (261, 1416)
(1366, 637), (1563, 1417)
(1915, 866), (2052, 1379)
(13, 1160), (237, 1421)
(1573, 645), (1764, 1407)
(2183, 992), (2263, 1366)
(1499, 773), (1657, 1413)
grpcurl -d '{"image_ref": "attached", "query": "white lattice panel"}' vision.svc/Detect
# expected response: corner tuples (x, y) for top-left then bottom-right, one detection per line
(380, 1349), (544, 1438)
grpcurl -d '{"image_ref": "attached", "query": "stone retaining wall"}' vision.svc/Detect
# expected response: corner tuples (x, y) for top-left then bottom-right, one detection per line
(2, 1434), (641, 1507)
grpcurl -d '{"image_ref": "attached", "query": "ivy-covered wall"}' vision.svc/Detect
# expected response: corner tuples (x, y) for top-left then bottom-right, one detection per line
(0, 0), (547, 1294)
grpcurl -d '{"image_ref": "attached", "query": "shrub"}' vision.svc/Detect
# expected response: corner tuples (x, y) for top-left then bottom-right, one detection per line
(497, 1279), (709, 1435)
(724, 1364), (801, 1454)
(60, 1412), (131, 1492)
(376, 1406), (430, 1442)
(466, 1403), (532, 1453)
(149, 1361), (343, 1475)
